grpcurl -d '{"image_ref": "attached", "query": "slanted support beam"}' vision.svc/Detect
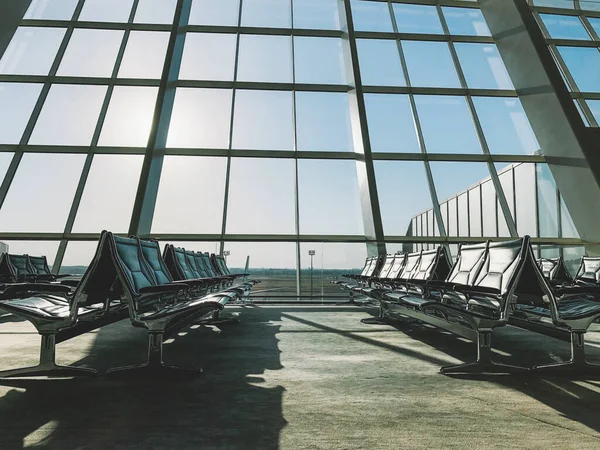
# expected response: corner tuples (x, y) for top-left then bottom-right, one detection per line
(479, 0), (600, 254)
(0, 0), (31, 60)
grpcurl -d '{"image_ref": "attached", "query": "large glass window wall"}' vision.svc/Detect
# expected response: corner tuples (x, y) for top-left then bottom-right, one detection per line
(0, 0), (586, 299)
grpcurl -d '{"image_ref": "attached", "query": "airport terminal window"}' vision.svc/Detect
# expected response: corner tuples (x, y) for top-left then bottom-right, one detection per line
(117, 31), (170, 79)
(24, 0), (79, 20)
(293, 0), (341, 30)
(442, 7), (490, 36)
(403, 41), (461, 88)
(364, 94), (419, 153)
(0, 83), (42, 144)
(295, 92), (353, 152)
(0, 153), (14, 182)
(375, 161), (431, 236)
(468, 186), (482, 237)
(78, 0), (134, 23)
(152, 156), (227, 234)
(455, 43), (514, 90)
(0, 153), (85, 232)
(225, 158), (296, 235)
(237, 35), (292, 83)
(189, 0), (240, 26)
(393, 4), (443, 35)
(356, 39), (405, 87)
(98, 86), (158, 147)
(415, 96), (482, 154)
(557, 46), (600, 92)
(71, 155), (143, 233)
(179, 33), (237, 81)
(29, 84), (107, 146)
(167, 88), (233, 149)
(57, 29), (123, 78)
(351, 0), (394, 32)
(134, 0), (177, 24)
(60, 241), (101, 273)
(1, 241), (60, 267)
(537, 163), (559, 238)
(514, 163), (538, 237)
(540, 14), (591, 40)
(232, 90), (294, 151)
(0, 27), (65, 76)
(241, 0), (291, 28)
(294, 37), (346, 85)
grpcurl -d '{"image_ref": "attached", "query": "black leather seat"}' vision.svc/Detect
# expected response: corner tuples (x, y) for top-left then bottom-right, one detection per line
(537, 257), (573, 287)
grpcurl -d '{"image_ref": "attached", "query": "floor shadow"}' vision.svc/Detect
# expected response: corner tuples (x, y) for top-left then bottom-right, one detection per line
(0, 307), (286, 450)
(359, 306), (600, 435)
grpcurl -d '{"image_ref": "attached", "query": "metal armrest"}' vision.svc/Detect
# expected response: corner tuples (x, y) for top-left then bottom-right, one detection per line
(453, 285), (501, 296)
(1, 283), (72, 298)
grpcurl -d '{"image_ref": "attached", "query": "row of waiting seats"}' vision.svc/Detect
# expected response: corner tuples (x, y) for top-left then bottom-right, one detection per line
(0, 231), (259, 378)
(336, 238), (600, 376)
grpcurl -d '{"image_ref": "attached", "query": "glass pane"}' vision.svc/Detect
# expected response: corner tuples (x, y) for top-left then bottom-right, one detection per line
(98, 86), (158, 147)
(563, 246), (585, 276)
(447, 198), (458, 237)
(540, 14), (591, 40)
(473, 97), (539, 155)
(300, 242), (368, 297)
(161, 241), (220, 254)
(152, 156), (227, 233)
(25, 0), (79, 20)
(442, 7), (491, 36)
(534, 0), (574, 7)
(1, 241), (60, 268)
(134, 0), (177, 24)
(430, 161), (490, 206)
(0, 153), (85, 232)
(295, 92), (353, 152)
(589, 18), (600, 37)
(241, 0), (291, 28)
(226, 158), (296, 234)
(536, 163), (558, 238)
(375, 161), (432, 236)
(298, 159), (364, 235)
(293, 0), (340, 30)
(557, 46), (600, 92)
(440, 202), (448, 236)
(72, 155), (144, 233)
(294, 37), (346, 85)
(497, 166), (513, 237)
(469, 186), (482, 237)
(237, 35), (292, 83)
(232, 90), (293, 150)
(587, 99), (600, 124)
(403, 41), (460, 88)
(351, 0), (393, 32)
(0, 27), (66, 76)
(79, 0), (134, 22)
(0, 83), (42, 144)
(414, 95), (482, 154)
(224, 242), (297, 297)
(393, 4), (443, 34)
(458, 193), (469, 237)
(60, 241), (100, 274)
(365, 94), (419, 153)
(167, 88), (232, 149)
(189, 0), (239, 26)
(0, 153), (13, 182)
(118, 31), (170, 79)
(57, 29), (124, 77)
(514, 163), (537, 237)
(29, 84), (107, 146)
(561, 195), (579, 238)
(356, 39), (405, 87)
(455, 43), (514, 90)
(179, 33), (237, 81)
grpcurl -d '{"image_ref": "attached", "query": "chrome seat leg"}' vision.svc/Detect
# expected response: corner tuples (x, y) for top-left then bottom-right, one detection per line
(0, 334), (97, 378)
(440, 331), (529, 375)
(107, 332), (203, 379)
(534, 331), (600, 376)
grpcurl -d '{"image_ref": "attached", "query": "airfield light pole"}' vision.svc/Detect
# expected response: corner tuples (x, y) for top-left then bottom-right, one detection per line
(309, 250), (315, 298)
(223, 250), (230, 262)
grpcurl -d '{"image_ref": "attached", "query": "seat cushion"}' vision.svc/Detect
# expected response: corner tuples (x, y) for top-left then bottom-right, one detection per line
(0, 296), (97, 319)
(558, 297), (600, 320)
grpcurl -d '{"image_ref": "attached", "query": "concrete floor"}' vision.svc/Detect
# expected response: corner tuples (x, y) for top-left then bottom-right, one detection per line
(1, 305), (600, 449)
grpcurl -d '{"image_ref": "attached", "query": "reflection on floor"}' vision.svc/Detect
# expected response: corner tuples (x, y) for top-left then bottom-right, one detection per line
(1, 305), (600, 449)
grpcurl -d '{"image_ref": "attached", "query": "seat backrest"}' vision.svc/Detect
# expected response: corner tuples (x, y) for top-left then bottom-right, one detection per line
(410, 248), (443, 281)
(473, 237), (528, 295)
(359, 257), (375, 277)
(173, 247), (197, 280)
(184, 250), (203, 278)
(365, 255), (385, 278)
(28, 255), (52, 276)
(0, 253), (17, 282)
(446, 242), (488, 285)
(397, 251), (421, 280)
(72, 231), (121, 308)
(163, 244), (184, 280)
(377, 254), (396, 279)
(214, 254), (230, 275)
(7, 254), (34, 279)
(387, 253), (406, 280)
(138, 239), (174, 285)
(192, 252), (210, 277)
(537, 258), (557, 280)
(198, 252), (218, 277)
(110, 235), (157, 295)
(573, 256), (600, 285)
